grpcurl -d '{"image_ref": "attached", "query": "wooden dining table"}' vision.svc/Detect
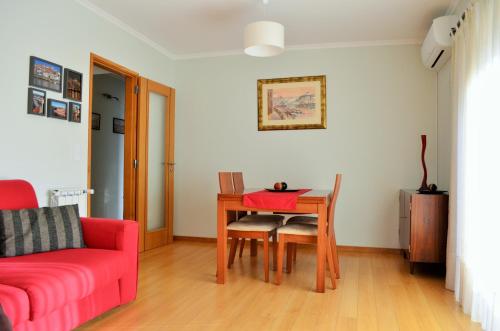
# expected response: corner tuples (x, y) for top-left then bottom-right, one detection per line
(217, 188), (331, 293)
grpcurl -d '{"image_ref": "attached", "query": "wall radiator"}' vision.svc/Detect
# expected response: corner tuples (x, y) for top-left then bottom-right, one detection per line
(48, 188), (94, 207)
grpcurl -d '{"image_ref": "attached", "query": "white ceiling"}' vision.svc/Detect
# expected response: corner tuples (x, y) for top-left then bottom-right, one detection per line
(80, 0), (452, 58)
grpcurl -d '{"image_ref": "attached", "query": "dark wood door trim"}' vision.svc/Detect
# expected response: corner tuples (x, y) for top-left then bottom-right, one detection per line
(87, 53), (139, 221)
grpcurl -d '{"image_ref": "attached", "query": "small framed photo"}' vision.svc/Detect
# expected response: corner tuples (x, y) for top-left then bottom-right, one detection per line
(113, 118), (125, 134)
(27, 88), (46, 116)
(92, 113), (101, 130)
(47, 99), (67, 120)
(63, 68), (82, 101)
(29, 56), (63, 92)
(68, 102), (81, 123)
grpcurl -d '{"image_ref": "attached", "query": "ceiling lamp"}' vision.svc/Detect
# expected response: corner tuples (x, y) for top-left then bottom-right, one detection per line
(244, 1), (284, 57)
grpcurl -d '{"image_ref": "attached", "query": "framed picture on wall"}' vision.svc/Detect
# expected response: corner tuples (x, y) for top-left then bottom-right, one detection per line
(63, 68), (82, 101)
(257, 75), (326, 131)
(68, 102), (81, 123)
(47, 99), (67, 120)
(28, 56), (63, 92)
(113, 118), (125, 134)
(92, 113), (101, 130)
(27, 88), (46, 116)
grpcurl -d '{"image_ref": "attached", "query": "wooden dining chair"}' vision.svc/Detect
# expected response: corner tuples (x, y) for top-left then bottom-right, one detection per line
(218, 172), (284, 282)
(275, 174), (342, 288)
(230, 172), (284, 258)
(285, 174), (342, 278)
(232, 172), (245, 194)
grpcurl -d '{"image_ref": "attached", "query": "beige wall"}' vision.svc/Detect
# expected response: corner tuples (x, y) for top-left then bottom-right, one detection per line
(174, 45), (437, 248)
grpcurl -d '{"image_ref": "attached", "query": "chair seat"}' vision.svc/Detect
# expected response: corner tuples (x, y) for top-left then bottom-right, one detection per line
(239, 214), (284, 222)
(228, 220), (281, 232)
(286, 215), (318, 225)
(277, 223), (317, 236)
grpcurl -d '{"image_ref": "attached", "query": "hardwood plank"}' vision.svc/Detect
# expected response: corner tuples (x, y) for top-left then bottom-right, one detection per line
(78, 242), (481, 331)
(356, 254), (378, 331)
(336, 254), (359, 324)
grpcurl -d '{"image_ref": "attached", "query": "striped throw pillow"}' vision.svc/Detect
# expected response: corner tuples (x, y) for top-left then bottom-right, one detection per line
(0, 205), (85, 257)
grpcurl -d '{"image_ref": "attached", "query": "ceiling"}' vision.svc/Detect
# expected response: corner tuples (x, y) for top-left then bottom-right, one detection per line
(81, 0), (452, 58)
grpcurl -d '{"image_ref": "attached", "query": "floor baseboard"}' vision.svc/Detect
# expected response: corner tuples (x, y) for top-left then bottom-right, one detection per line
(173, 236), (400, 254)
(337, 245), (400, 255)
(173, 236), (217, 243)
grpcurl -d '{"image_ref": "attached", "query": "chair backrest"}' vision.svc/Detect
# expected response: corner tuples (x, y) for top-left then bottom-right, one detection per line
(0, 180), (39, 210)
(232, 172), (244, 194)
(327, 174), (342, 235)
(218, 172), (234, 194)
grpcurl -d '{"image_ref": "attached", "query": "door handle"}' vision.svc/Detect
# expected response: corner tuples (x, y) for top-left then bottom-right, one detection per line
(167, 162), (175, 173)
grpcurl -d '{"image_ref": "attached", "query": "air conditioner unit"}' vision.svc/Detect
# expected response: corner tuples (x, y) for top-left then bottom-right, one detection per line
(421, 15), (458, 71)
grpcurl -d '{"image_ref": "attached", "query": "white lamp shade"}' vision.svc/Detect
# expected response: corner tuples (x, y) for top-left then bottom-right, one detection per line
(244, 21), (284, 57)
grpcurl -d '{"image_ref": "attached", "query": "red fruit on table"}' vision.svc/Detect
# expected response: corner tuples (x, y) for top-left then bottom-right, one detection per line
(274, 182), (282, 190)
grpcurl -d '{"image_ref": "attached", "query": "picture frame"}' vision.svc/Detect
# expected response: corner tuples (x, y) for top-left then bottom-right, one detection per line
(28, 56), (63, 92)
(68, 102), (81, 123)
(47, 99), (68, 120)
(27, 88), (46, 116)
(63, 68), (83, 101)
(92, 113), (101, 130)
(257, 75), (327, 131)
(113, 117), (125, 134)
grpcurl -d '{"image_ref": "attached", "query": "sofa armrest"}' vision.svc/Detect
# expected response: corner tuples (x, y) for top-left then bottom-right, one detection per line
(81, 217), (138, 251)
(80, 217), (139, 304)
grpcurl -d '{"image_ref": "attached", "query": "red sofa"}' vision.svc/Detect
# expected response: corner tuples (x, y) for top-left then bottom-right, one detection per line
(0, 180), (139, 331)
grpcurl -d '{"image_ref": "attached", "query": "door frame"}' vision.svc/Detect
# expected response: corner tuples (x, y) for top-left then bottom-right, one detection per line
(87, 53), (139, 221)
(137, 77), (175, 251)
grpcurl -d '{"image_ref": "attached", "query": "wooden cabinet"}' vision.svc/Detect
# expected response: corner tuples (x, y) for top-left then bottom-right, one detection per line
(399, 190), (448, 273)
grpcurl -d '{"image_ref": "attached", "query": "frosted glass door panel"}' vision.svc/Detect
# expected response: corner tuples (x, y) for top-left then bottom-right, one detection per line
(147, 92), (167, 231)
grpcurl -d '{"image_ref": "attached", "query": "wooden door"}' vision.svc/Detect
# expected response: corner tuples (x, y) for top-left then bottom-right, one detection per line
(88, 53), (138, 221)
(137, 77), (175, 251)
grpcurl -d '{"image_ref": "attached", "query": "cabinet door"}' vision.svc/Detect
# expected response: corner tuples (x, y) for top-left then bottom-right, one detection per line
(410, 195), (448, 263)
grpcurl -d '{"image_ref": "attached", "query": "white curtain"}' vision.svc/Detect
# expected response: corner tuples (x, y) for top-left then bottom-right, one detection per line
(446, 0), (500, 330)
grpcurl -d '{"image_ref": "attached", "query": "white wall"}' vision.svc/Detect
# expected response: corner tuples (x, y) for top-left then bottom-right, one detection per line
(450, 0), (471, 16)
(0, 0), (443, 248)
(0, 0), (174, 213)
(174, 45), (437, 248)
(91, 74), (125, 219)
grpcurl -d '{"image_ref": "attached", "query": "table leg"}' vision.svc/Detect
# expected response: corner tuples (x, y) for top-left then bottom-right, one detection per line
(250, 239), (258, 256)
(217, 199), (227, 284)
(316, 203), (327, 293)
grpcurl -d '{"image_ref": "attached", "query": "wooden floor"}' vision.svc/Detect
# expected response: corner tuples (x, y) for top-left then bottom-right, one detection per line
(78, 241), (481, 331)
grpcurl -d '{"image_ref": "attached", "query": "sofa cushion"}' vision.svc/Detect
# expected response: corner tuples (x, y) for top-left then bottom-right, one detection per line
(0, 204), (85, 257)
(0, 284), (30, 327)
(0, 248), (126, 320)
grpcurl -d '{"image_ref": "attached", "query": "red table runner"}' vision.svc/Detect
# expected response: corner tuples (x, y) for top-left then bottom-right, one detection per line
(242, 189), (311, 210)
